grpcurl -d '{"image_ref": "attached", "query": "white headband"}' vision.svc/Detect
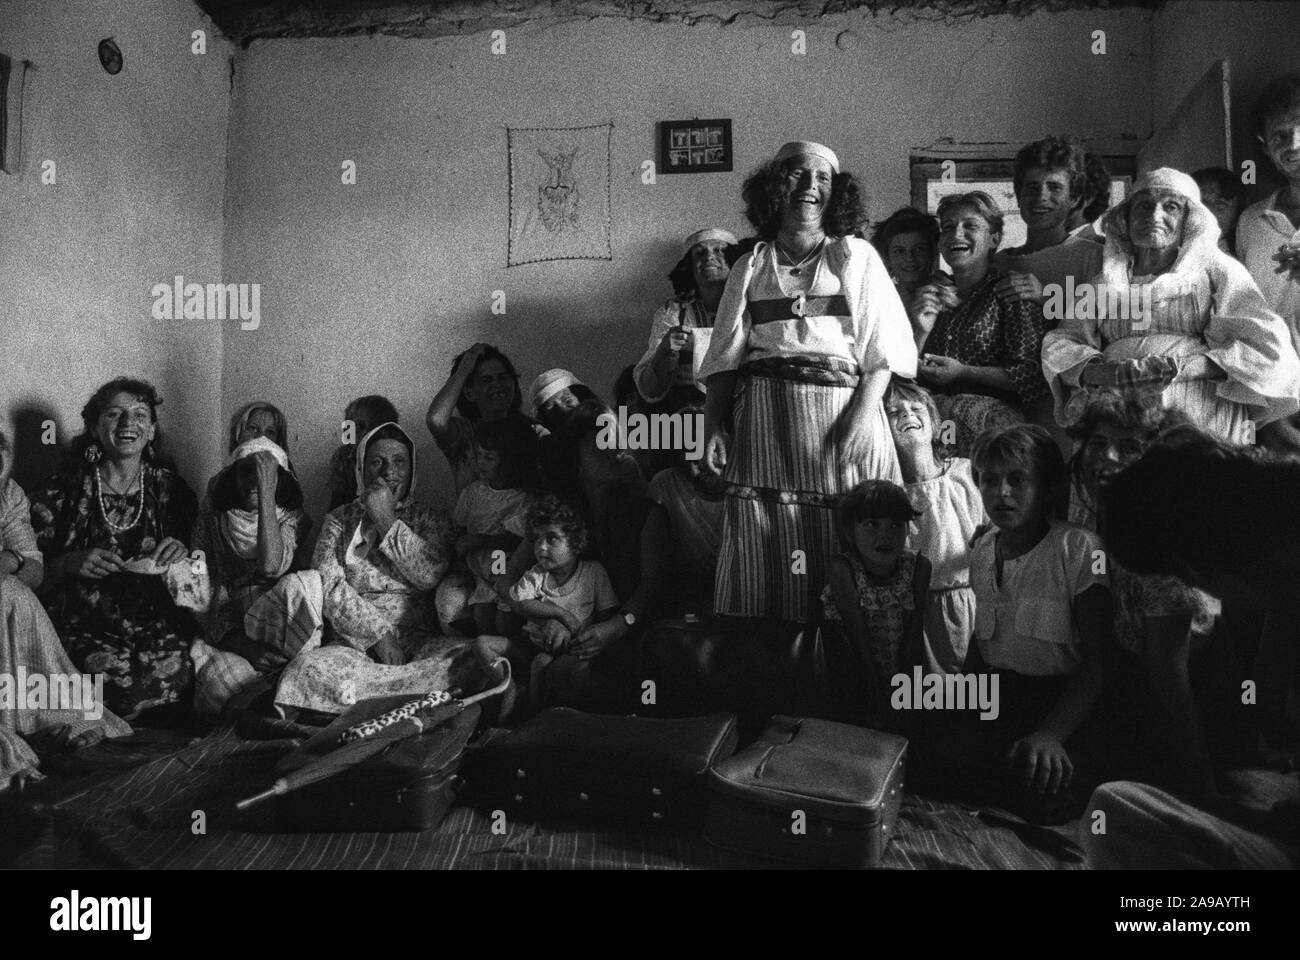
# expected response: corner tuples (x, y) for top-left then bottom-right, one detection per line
(775, 140), (840, 173)
(682, 228), (739, 254)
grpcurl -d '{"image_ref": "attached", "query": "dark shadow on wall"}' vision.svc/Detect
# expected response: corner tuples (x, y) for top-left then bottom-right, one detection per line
(10, 403), (67, 491)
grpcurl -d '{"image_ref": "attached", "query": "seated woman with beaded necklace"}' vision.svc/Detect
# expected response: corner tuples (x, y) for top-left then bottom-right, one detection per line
(29, 378), (202, 721)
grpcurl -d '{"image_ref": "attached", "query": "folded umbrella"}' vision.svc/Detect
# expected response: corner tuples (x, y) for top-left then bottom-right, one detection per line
(235, 658), (511, 810)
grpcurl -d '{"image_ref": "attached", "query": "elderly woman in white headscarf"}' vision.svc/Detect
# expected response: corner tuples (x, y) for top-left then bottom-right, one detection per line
(635, 227), (745, 412)
(700, 141), (916, 623)
(1042, 168), (1300, 441)
(313, 422), (454, 661)
(273, 422), (469, 715)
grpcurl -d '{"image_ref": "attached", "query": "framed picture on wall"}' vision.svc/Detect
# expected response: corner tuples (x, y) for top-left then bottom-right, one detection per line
(660, 119), (732, 174)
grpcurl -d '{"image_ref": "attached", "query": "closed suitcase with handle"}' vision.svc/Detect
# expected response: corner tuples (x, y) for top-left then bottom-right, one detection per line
(705, 715), (907, 867)
(459, 708), (739, 829)
(273, 697), (481, 832)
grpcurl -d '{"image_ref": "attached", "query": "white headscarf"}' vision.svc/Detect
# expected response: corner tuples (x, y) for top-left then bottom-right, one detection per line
(346, 421), (417, 564)
(221, 437), (293, 559)
(1100, 167), (1222, 291)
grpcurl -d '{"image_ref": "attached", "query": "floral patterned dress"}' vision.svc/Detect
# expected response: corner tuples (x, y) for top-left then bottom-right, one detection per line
(820, 550), (919, 683)
(273, 499), (469, 715)
(29, 463), (201, 718)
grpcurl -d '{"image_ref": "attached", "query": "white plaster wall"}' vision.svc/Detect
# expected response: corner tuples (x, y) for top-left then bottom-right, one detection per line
(1152, 0), (1300, 197)
(221, 7), (1153, 520)
(0, 0), (230, 492)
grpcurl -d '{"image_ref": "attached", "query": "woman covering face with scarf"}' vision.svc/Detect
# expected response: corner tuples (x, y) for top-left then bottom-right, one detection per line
(311, 422), (456, 666)
(190, 437), (310, 656)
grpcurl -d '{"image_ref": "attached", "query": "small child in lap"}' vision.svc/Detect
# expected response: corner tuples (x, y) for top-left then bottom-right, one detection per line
(477, 496), (619, 715)
(821, 480), (932, 730)
(437, 418), (538, 635)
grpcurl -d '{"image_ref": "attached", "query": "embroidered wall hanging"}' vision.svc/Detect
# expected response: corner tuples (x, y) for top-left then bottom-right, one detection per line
(507, 122), (613, 266)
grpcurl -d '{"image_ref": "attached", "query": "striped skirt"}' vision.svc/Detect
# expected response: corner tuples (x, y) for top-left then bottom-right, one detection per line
(715, 356), (902, 622)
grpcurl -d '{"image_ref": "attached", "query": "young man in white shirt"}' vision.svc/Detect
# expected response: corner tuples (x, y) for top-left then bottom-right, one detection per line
(1238, 73), (1300, 453)
(993, 136), (1104, 324)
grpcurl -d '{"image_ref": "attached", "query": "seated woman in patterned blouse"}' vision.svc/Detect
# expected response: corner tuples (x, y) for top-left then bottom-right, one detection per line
(30, 378), (201, 721)
(910, 191), (1049, 456)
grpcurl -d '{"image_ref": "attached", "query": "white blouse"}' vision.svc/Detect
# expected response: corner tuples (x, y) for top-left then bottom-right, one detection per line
(971, 521), (1108, 677)
(699, 237), (917, 377)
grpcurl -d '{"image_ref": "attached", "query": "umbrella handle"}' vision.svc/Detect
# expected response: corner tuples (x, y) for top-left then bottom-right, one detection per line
(235, 778), (289, 811)
(459, 657), (512, 708)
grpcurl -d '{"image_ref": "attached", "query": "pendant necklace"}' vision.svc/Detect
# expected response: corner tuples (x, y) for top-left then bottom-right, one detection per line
(776, 237), (825, 276)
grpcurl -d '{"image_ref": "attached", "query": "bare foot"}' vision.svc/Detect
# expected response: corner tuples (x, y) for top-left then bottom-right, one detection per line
(37, 724), (107, 752)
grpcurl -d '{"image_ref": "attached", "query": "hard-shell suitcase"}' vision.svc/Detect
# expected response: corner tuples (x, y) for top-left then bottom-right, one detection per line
(704, 715), (907, 867)
(459, 707), (739, 829)
(273, 696), (481, 832)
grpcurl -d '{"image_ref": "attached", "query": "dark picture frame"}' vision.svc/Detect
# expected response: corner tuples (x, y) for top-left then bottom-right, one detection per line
(660, 118), (732, 174)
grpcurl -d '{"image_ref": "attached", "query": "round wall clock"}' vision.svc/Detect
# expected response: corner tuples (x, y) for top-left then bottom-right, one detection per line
(98, 38), (122, 75)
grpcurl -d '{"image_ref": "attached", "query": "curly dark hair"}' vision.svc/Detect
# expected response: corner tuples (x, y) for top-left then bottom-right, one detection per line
(526, 493), (589, 557)
(1249, 72), (1300, 142)
(970, 423), (1068, 521)
(450, 345), (524, 420)
(74, 377), (164, 462)
(1100, 424), (1290, 580)
(667, 237), (757, 299)
(210, 458), (304, 513)
(1013, 136), (1089, 208)
(741, 157), (869, 240)
(871, 207), (939, 263)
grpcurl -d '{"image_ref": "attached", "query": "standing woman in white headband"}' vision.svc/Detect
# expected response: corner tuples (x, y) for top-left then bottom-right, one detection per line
(634, 227), (748, 412)
(699, 141), (918, 622)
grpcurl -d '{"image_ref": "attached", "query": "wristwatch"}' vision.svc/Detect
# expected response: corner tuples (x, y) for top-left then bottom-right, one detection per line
(622, 611), (637, 629)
